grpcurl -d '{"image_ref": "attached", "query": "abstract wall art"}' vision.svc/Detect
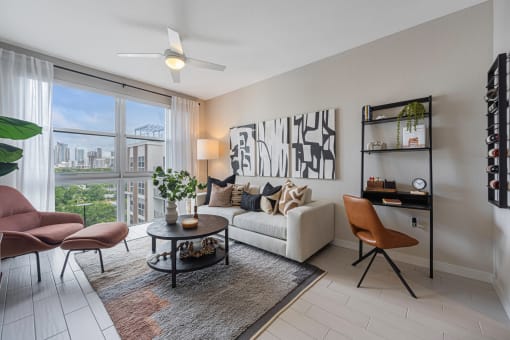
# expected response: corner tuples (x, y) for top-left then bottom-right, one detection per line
(291, 109), (336, 179)
(229, 124), (256, 176)
(257, 118), (289, 177)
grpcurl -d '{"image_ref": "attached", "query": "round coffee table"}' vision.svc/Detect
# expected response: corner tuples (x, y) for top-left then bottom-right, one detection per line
(146, 214), (229, 288)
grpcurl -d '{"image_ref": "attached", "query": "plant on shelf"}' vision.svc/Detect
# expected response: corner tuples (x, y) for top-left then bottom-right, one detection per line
(396, 102), (426, 147)
(0, 116), (42, 177)
(152, 166), (206, 224)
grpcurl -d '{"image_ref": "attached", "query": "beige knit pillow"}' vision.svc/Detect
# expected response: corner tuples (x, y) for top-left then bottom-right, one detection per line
(231, 182), (250, 206)
(278, 179), (307, 215)
(261, 188), (282, 215)
(209, 183), (234, 207)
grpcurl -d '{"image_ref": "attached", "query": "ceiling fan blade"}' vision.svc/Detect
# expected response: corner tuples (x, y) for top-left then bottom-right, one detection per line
(167, 27), (184, 55)
(186, 57), (226, 71)
(170, 70), (181, 83)
(117, 53), (162, 58)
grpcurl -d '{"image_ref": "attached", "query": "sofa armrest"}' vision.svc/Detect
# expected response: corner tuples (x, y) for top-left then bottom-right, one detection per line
(1, 230), (54, 258)
(286, 200), (335, 262)
(39, 212), (84, 227)
(196, 192), (207, 207)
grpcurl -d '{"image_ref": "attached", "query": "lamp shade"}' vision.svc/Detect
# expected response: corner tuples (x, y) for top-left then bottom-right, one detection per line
(197, 139), (219, 160)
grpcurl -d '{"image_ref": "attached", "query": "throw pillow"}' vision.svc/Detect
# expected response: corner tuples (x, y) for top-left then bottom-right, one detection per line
(240, 191), (262, 211)
(231, 182), (250, 206)
(278, 179), (308, 215)
(260, 182), (282, 215)
(208, 183), (234, 207)
(205, 174), (236, 205)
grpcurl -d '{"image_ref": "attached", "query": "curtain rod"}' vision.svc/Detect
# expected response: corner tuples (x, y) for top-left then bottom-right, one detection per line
(54, 65), (174, 100)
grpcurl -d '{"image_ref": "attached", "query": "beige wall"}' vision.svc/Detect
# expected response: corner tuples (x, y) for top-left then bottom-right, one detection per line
(203, 3), (493, 276)
(492, 0), (510, 316)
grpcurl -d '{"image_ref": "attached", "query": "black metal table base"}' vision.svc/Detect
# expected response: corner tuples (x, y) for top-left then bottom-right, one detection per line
(150, 230), (229, 288)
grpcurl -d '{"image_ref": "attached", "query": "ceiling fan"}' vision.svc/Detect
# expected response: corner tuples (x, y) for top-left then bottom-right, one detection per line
(117, 27), (226, 83)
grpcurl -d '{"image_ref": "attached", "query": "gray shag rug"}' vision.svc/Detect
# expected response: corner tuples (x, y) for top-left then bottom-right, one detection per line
(74, 236), (323, 340)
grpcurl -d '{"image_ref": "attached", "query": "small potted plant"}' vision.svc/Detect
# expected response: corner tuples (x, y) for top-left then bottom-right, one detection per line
(152, 167), (205, 224)
(396, 101), (426, 147)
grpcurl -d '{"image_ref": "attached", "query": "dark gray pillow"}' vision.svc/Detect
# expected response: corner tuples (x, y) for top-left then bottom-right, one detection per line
(240, 191), (262, 211)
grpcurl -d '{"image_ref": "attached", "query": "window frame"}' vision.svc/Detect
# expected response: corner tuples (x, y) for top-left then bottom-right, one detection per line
(52, 80), (169, 225)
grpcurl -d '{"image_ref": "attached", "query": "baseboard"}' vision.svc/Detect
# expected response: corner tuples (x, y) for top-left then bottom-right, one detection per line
(332, 238), (494, 283)
(493, 278), (510, 319)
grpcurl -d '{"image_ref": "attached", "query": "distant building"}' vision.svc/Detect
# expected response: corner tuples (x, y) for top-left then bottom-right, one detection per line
(134, 124), (164, 138)
(126, 138), (165, 225)
(75, 148), (85, 165)
(87, 151), (97, 168)
(55, 142), (70, 164)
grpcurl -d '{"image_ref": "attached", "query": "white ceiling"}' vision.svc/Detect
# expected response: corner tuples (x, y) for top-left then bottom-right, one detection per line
(0, 0), (485, 100)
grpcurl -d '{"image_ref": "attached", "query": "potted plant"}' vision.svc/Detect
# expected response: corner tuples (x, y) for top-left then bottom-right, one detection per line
(0, 116), (42, 177)
(396, 102), (426, 147)
(152, 167), (205, 224)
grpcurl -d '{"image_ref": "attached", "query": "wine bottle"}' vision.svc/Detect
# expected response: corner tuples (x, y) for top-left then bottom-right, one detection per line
(486, 165), (499, 174)
(489, 180), (500, 189)
(486, 134), (499, 144)
(485, 88), (498, 102)
(488, 148), (499, 157)
(488, 102), (498, 113)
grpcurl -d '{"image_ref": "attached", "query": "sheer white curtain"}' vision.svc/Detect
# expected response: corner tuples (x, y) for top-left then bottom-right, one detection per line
(0, 48), (54, 211)
(166, 96), (199, 213)
(166, 96), (199, 175)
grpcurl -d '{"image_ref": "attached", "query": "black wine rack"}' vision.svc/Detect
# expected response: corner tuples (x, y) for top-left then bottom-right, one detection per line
(487, 53), (509, 208)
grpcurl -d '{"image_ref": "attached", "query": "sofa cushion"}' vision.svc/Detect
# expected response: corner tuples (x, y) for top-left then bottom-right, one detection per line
(247, 185), (260, 195)
(240, 192), (262, 211)
(233, 212), (287, 240)
(260, 182), (282, 215)
(205, 174), (236, 205)
(27, 223), (83, 245)
(197, 205), (247, 224)
(278, 179), (307, 215)
(231, 182), (249, 206)
(209, 183), (233, 207)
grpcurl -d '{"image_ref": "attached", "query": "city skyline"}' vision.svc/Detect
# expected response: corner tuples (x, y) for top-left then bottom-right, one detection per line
(53, 84), (166, 168)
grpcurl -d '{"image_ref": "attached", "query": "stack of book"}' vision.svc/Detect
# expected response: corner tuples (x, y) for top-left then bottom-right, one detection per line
(382, 198), (402, 206)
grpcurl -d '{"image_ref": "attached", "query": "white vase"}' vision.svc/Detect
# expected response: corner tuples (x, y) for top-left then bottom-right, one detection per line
(166, 200), (178, 225)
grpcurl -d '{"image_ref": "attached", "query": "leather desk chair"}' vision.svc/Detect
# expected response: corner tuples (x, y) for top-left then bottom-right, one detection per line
(343, 195), (419, 298)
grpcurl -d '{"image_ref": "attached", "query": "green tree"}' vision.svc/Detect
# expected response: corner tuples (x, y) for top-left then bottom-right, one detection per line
(55, 184), (116, 226)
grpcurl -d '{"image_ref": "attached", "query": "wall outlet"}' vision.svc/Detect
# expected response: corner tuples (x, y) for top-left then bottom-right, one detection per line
(411, 217), (417, 228)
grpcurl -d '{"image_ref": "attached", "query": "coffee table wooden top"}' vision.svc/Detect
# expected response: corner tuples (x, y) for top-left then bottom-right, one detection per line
(146, 214), (228, 240)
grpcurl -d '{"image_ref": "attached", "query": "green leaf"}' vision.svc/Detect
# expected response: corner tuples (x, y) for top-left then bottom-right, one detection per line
(0, 143), (23, 162)
(0, 162), (18, 176)
(0, 116), (42, 140)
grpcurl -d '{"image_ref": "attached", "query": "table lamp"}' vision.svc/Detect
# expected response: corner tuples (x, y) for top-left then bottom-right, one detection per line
(197, 139), (219, 178)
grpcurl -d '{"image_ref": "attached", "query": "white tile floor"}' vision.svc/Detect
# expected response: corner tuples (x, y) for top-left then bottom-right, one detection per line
(259, 246), (510, 340)
(1, 224), (509, 340)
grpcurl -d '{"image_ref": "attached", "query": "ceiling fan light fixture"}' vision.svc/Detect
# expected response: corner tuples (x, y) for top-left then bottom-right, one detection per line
(165, 56), (185, 70)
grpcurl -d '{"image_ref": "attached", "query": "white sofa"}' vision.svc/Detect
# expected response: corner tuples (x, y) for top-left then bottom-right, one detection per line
(196, 186), (335, 262)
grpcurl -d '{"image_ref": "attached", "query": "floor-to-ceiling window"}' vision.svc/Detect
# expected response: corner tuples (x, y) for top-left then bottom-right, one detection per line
(53, 83), (167, 226)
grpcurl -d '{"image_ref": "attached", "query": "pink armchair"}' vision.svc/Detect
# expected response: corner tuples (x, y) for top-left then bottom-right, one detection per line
(0, 185), (84, 281)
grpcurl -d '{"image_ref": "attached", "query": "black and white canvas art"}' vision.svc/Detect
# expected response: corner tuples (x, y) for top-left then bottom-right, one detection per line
(291, 109), (336, 179)
(257, 118), (289, 177)
(230, 124), (256, 176)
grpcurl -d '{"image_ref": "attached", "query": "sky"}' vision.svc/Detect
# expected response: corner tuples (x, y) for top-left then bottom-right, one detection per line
(53, 84), (166, 161)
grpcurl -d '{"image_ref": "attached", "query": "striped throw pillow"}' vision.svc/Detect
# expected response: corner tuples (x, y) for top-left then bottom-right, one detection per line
(231, 182), (250, 206)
